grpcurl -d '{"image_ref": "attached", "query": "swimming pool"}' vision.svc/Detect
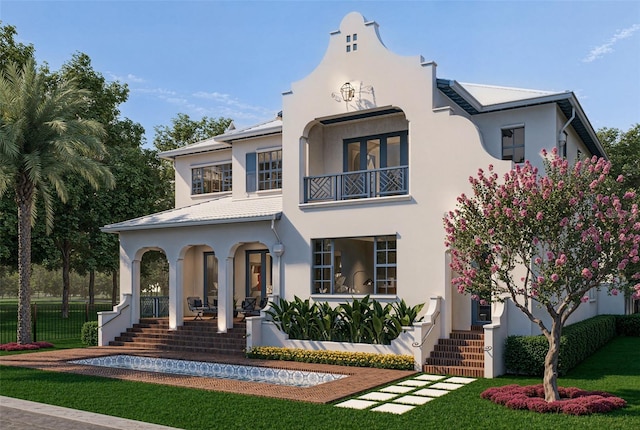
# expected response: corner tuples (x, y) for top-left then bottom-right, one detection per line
(70, 355), (347, 387)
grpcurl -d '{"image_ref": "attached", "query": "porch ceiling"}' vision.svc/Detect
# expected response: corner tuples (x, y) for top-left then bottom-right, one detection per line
(101, 196), (282, 233)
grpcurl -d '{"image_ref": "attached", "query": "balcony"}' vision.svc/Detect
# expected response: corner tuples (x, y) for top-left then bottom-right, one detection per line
(304, 166), (408, 203)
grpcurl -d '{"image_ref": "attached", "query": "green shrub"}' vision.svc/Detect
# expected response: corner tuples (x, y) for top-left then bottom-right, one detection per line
(246, 346), (414, 370)
(266, 295), (424, 345)
(81, 321), (98, 346)
(505, 315), (617, 376)
(616, 314), (640, 336)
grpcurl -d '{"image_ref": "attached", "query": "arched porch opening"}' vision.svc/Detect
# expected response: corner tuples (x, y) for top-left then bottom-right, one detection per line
(139, 249), (169, 317)
(232, 242), (272, 312)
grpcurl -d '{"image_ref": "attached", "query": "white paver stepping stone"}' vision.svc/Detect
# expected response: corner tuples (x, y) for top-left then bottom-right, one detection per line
(398, 379), (431, 387)
(335, 399), (378, 410)
(359, 392), (398, 401)
(414, 374), (445, 381)
(371, 403), (416, 414)
(445, 377), (476, 384)
(380, 385), (415, 394)
(431, 382), (464, 390)
(394, 395), (435, 405)
(413, 388), (450, 397)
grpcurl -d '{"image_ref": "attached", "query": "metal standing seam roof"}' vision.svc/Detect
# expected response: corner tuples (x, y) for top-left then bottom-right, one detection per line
(101, 196), (282, 232)
(436, 79), (605, 158)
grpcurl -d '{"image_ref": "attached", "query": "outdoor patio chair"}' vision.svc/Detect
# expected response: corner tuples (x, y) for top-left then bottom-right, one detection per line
(187, 296), (208, 320)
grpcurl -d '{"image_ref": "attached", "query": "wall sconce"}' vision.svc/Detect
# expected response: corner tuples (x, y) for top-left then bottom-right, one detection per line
(340, 82), (355, 102)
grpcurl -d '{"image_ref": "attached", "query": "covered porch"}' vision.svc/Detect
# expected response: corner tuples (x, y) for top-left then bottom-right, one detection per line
(99, 196), (283, 345)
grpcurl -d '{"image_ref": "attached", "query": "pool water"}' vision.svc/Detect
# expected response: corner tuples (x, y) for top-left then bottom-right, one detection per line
(70, 355), (346, 387)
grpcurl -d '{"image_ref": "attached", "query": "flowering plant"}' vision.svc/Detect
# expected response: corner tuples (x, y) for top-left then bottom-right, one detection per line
(481, 384), (626, 415)
(444, 148), (640, 401)
(0, 341), (54, 351)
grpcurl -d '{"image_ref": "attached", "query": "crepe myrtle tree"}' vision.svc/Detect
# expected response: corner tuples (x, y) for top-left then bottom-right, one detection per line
(444, 148), (640, 402)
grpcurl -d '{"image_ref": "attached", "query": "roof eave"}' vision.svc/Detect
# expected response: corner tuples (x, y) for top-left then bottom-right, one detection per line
(101, 212), (282, 233)
(216, 126), (283, 143)
(159, 141), (231, 160)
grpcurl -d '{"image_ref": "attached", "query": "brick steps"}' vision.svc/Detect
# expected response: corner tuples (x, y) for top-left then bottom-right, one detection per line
(109, 318), (246, 355)
(424, 329), (484, 378)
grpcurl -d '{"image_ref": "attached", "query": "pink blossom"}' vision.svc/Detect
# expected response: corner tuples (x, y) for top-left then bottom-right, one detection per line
(582, 268), (593, 280)
(591, 260), (599, 269)
(546, 251), (555, 260)
(555, 254), (567, 266)
(537, 276), (545, 284)
(551, 274), (559, 282)
(536, 211), (544, 221)
(617, 175), (625, 183)
(581, 296), (589, 303)
(623, 191), (636, 200)
(560, 217), (569, 227)
(534, 257), (542, 265)
(611, 289), (619, 296)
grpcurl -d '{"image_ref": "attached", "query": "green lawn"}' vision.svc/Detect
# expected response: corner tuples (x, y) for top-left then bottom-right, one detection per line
(1, 336), (639, 430)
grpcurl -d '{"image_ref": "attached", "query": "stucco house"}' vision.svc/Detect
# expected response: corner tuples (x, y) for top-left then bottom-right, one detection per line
(99, 12), (627, 377)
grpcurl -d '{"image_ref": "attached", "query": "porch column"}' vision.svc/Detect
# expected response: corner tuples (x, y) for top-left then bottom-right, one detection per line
(217, 256), (234, 333)
(130, 257), (141, 326)
(271, 252), (282, 297)
(168, 256), (184, 330)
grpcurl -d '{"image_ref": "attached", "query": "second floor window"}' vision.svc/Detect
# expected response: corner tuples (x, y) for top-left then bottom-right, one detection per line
(258, 149), (282, 190)
(192, 163), (232, 195)
(501, 126), (525, 163)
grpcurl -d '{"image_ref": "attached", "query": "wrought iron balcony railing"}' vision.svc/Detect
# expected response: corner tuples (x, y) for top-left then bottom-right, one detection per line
(304, 166), (408, 203)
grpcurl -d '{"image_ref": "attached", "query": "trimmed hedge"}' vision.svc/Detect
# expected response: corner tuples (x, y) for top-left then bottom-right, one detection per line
(81, 321), (98, 346)
(505, 315), (617, 376)
(615, 314), (640, 336)
(246, 346), (415, 370)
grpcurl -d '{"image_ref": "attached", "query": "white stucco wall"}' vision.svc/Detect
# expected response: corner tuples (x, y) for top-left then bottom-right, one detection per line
(276, 12), (512, 315)
(173, 148), (233, 209)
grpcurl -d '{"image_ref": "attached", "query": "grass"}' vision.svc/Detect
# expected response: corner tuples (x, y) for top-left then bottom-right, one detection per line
(1, 336), (639, 430)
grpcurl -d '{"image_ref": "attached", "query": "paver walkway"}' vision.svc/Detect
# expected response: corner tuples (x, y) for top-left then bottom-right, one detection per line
(335, 374), (477, 414)
(0, 396), (182, 430)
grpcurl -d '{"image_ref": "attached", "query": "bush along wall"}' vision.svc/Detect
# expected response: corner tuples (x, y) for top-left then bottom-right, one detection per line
(266, 295), (424, 345)
(81, 321), (99, 346)
(505, 315), (618, 376)
(615, 313), (640, 336)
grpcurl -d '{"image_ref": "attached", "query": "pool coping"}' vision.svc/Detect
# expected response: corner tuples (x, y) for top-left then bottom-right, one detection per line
(0, 347), (416, 404)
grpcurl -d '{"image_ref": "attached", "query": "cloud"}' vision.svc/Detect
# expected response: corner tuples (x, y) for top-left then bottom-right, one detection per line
(107, 72), (146, 83)
(583, 24), (640, 63)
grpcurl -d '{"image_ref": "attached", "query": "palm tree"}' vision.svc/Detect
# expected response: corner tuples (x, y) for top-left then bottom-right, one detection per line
(0, 59), (114, 344)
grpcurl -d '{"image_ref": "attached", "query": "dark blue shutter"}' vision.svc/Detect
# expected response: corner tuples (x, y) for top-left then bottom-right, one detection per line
(246, 152), (257, 193)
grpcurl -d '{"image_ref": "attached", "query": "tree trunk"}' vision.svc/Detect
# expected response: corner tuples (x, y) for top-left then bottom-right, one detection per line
(61, 240), (71, 318)
(111, 270), (118, 307)
(16, 175), (34, 344)
(543, 319), (562, 402)
(88, 270), (95, 305)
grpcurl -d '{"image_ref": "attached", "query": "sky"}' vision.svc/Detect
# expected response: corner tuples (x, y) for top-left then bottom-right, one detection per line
(1, 0), (639, 147)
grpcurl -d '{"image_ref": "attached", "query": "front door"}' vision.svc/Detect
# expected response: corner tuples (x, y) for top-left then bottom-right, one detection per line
(245, 250), (272, 303)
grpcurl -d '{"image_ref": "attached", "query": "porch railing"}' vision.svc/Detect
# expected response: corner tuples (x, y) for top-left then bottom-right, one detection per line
(140, 296), (169, 317)
(304, 166), (408, 203)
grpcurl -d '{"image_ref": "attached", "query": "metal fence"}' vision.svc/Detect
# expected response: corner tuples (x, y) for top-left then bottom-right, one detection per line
(0, 302), (114, 344)
(140, 296), (169, 317)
